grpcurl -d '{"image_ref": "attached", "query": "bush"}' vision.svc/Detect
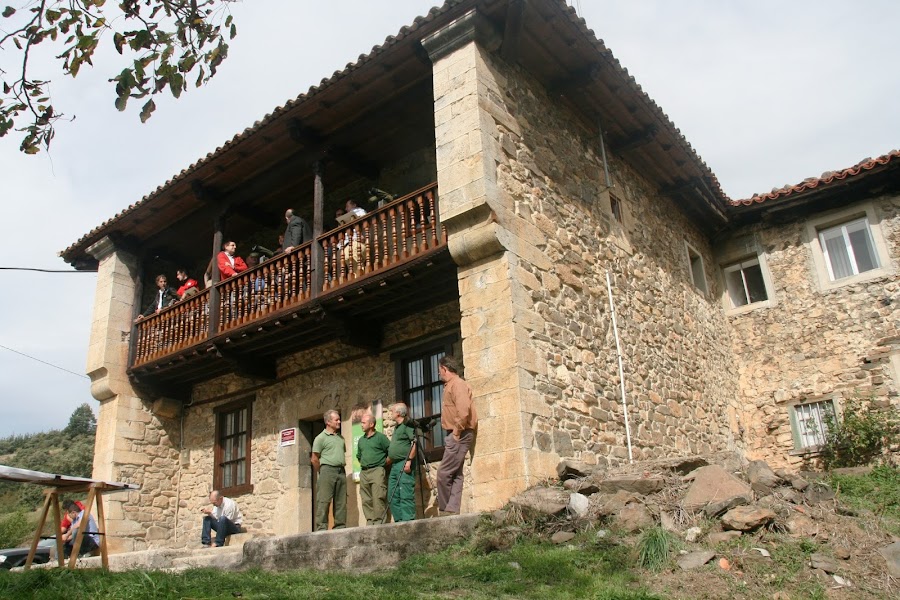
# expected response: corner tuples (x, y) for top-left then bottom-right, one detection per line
(0, 511), (33, 549)
(821, 398), (899, 469)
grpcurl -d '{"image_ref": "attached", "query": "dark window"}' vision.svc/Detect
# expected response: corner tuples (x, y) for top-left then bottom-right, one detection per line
(214, 398), (253, 496)
(610, 194), (623, 224)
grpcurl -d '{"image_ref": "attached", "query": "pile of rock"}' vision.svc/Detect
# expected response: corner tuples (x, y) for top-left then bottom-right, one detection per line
(504, 455), (900, 584)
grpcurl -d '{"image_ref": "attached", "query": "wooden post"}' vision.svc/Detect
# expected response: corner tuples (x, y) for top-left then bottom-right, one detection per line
(24, 491), (53, 569)
(311, 159), (325, 298)
(51, 493), (64, 567)
(95, 491), (108, 569)
(127, 256), (144, 368)
(208, 212), (224, 338)
(68, 486), (98, 569)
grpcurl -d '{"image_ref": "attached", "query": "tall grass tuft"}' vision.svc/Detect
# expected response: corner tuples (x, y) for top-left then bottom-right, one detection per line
(636, 526), (677, 571)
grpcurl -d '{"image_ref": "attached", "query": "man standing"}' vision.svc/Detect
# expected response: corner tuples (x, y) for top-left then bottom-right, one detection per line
(282, 208), (312, 253)
(217, 240), (248, 279)
(135, 274), (178, 320)
(355, 412), (390, 525)
(61, 499), (100, 558)
(200, 490), (243, 548)
(436, 355), (478, 515)
(175, 268), (199, 299)
(311, 409), (347, 531)
(386, 403), (417, 522)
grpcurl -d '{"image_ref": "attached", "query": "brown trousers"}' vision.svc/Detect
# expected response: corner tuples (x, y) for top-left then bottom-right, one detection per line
(437, 429), (473, 513)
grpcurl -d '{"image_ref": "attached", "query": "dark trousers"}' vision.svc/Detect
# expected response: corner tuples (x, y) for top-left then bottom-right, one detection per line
(437, 429), (473, 513)
(316, 465), (347, 531)
(63, 535), (99, 558)
(201, 515), (242, 546)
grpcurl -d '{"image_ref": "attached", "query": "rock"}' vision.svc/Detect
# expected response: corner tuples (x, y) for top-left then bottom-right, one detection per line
(563, 478), (599, 495)
(684, 526), (702, 543)
(785, 515), (818, 538)
(596, 490), (639, 516)
(508, 561), (521, 570)
(556, 459), (597, 480)
(703, 494), (750, 518)
(676, 550), (715, 570)
(721, 506), (776, 531)
(568, 493), (590, 518)
(660, 511), (677, 532)
(616, 503), (653, 532)
(804, 482), (835, 505)
(551, 531), (576, 544)
(747, 460), (781, 492)
(773, 486), (803, 505)
(682, 465), (752, 513)
(752, 547), (771, 558)
(809, 553), (841, 574)
(877, 541), (900, 577)
(669, 457), (710, 475)
(772, 592), (790, 600)
(510, 487), (569, 517)
(833, 546), (851, 560)
(599, 476), (665, 496)
(707, 530), (742, 544)
(784, 473), (810, 492)
(595, 529), (609, 539)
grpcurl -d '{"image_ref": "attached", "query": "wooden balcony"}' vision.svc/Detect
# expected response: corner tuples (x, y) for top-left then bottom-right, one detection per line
(128, 184), (459, 398)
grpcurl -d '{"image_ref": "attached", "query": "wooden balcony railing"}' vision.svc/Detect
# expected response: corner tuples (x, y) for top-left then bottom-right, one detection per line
(131, 182), (444, 368)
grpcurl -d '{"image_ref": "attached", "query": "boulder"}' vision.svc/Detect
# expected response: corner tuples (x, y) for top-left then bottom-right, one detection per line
(599, 476), (665, 496)
(809, 553), (841, 574)
(551, 531), (576, 544)
(877, 541), (900, 577)
(676, 550), (716, 570)
(785, 514), (818, 538)
(721, 506), (776, 531)
(804, 482), (835, 505)
(567, 493), (590, 518)
(509, 487), (569, 517)
(707, 530), (742, 544)
(684, 526), (702, 543)
(682, 465), (752, 512)
(660, 511), (677, 532)
(596, 490), (639, 517)
(616, 503), (654, 532)
(773, 486), (804, 505)
(703, 494), (750, 518)
(563, 478), (600, 495)
(747, 460), (782, 493)
(556, 459), (598, 481)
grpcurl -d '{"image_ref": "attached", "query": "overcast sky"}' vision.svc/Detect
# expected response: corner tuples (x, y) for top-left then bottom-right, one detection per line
(1, 0), (898, 438)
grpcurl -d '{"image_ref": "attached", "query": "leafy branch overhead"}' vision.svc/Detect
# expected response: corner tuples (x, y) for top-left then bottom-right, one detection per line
(0, 0), (238, 154)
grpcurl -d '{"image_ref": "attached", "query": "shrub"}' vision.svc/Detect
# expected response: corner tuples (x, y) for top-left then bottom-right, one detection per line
(821, 398), (899, 469)
(0, 511), (33, 548)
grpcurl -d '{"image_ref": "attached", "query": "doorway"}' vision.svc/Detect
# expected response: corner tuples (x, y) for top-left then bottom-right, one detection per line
(299, 417), (326, 531)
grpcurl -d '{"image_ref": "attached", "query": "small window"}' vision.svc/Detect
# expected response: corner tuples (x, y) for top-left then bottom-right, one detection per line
(819, 217), (880, 281)
(610, 194), (623, 224)
(214, 398), (253, 495)
(686, 243), (707, 293)
(789, 399), (836, 451)
(724, 257), (768, 308)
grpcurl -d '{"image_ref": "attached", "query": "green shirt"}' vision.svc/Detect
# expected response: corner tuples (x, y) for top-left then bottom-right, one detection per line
(356, 431), (390, 469)
(312, 429), (346, 467)
(388, 420), (416, 462)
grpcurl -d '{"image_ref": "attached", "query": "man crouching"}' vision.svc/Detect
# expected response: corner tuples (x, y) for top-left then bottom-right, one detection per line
(200, 490), (243, 547)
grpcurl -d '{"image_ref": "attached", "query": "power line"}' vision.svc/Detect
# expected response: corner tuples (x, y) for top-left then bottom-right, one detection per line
(0, 267), (93, 273)
(0, 343), (89, 380)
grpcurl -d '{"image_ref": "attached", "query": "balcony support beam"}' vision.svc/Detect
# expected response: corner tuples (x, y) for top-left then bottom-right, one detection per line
(311, 160), (325, 299)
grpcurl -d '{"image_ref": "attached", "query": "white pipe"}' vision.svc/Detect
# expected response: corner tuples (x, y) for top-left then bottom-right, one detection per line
(606, 270), (633, 463)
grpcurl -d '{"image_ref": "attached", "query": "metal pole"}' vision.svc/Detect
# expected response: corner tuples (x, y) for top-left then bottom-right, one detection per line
(606, 270), (633, 463)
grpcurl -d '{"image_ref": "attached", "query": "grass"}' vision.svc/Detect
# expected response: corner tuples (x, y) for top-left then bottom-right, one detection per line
(0, 534), (661, 600)
(830, 463), (900, 535)
(636, 526), (677, 571)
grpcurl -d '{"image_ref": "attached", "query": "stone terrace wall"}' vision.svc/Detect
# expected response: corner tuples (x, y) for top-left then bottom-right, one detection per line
(157, 300), (460, 549)
(726, 195), (900, 468)
(477, 50), (739, 467)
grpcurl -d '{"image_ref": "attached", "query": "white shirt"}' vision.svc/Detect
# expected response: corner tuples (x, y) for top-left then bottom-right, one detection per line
(212, 496), (243, 525)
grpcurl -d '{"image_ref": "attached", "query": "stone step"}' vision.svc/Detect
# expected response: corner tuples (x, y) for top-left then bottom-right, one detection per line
(223, 532), (252, 547)
(170, 547), (243, 570)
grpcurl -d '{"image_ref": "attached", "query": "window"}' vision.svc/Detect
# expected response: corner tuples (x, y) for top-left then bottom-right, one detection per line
(724, 257), (769, 308)
(394, 336), (457, 458)
(819, 217), (880, 281)
(685, 243), (707, 293)
(610, 194), (623, 224)
(789, 399), (836, 451)
(214, 398), (253, 495)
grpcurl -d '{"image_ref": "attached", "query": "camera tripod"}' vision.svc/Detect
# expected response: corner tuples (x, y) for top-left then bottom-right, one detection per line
(380, 414), (440, 524)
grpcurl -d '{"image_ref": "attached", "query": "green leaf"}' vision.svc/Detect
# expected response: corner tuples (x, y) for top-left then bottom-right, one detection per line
(2, 6), (15, 18)
(230, 24), (237, 39)
(139, 99), (156, 123)
(169, 73), (184, 99)
(114, 95), (128, 112)
(46, 9), (61, 23)
(113, 32), (125, 54)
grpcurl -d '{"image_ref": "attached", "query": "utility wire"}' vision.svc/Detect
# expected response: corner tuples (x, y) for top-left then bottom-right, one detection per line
(0, 343), (89, 380)
(0, 267), (93, 273)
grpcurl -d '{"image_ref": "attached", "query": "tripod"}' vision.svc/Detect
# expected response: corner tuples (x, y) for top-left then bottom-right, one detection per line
(380, 415), (439, 523)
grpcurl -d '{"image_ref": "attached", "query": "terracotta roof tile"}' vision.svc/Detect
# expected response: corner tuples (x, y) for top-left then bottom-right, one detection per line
(731, 149), (900, 207)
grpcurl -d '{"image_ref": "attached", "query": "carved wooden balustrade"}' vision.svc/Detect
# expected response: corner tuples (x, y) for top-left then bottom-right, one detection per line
(133, 289), (210, 367)
(130, 182), (444, 368)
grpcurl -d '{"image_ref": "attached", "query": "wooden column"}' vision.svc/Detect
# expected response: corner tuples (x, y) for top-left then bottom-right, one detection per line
(126, 256), (144, 368)
(208, 212), (224, 338)
(311, 159), (325, 298)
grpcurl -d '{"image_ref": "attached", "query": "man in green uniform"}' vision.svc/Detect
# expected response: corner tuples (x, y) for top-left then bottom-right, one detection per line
(311, 409), (347, 530)
(386, 403), (418, 522)
(355, 412), (390, 525)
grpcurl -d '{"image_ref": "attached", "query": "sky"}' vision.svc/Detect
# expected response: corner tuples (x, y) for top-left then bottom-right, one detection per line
(1, 0), (898, 437)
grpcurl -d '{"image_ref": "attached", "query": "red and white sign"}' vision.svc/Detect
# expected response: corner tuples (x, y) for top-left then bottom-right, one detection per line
(280, 428), (296, 447)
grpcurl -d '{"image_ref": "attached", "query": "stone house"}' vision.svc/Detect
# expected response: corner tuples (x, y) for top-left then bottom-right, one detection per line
(59, 0), (898, 553)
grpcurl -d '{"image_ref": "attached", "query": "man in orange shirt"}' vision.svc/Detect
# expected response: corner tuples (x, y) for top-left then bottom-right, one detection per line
(436, 355), (478, 515)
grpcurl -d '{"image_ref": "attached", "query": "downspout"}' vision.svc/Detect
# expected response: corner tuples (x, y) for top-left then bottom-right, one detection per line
(606, 270), (633, 463)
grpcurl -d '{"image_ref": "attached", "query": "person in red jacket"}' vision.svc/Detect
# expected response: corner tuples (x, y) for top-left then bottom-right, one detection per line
(217, 241), (248, 279)
(175, 268), (199, 299)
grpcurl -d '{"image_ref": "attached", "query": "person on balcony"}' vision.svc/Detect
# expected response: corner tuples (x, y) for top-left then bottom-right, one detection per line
(135, 274), (178, 321)
(200, 490), (243, 548)
(340, 200), (368, 274)
(217, 241), (248, 279)
(175, 268), (199, 299)
(282, 208), (312, 254)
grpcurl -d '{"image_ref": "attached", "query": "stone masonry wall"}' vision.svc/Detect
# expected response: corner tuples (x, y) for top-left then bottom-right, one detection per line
(726, 195), (900, 468)
(475, 47), (739, 467)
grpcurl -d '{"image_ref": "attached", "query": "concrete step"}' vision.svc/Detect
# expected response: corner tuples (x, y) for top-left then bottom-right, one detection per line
(170, 547), (243, 570)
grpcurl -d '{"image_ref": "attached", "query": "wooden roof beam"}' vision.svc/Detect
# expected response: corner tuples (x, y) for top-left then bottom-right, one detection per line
(547, 63), (602, 96)
(501, 0), (527, 63)
(288, 120), (380, 180)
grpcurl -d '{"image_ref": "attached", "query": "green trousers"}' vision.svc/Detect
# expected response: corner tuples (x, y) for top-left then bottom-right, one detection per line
(388, 462), (416, 522)
(316, 465), (347, 531)
(359, 466), (388, 525)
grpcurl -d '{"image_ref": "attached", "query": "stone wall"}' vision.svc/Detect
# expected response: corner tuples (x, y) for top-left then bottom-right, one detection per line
(725, 195), (900, 468)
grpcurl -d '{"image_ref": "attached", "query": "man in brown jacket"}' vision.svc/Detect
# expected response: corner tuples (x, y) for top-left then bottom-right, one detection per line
(436, 355), (478, 514)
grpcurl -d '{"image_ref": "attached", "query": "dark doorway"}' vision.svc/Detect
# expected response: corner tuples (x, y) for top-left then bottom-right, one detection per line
(299, 417), (326, 531)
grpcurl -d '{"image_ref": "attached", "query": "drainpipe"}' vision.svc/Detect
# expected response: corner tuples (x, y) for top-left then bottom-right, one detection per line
(606, 270), (633, 463)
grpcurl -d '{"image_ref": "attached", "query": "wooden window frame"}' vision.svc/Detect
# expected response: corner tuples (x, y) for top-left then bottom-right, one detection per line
(788, 398), (837, 454)
(213, 397), (254, 496)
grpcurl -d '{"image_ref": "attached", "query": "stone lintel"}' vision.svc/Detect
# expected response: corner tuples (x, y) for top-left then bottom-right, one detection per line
(420, 8), (501, 63)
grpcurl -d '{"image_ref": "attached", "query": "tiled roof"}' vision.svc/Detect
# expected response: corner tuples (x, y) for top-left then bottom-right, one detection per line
(731, 149), (900, 207)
